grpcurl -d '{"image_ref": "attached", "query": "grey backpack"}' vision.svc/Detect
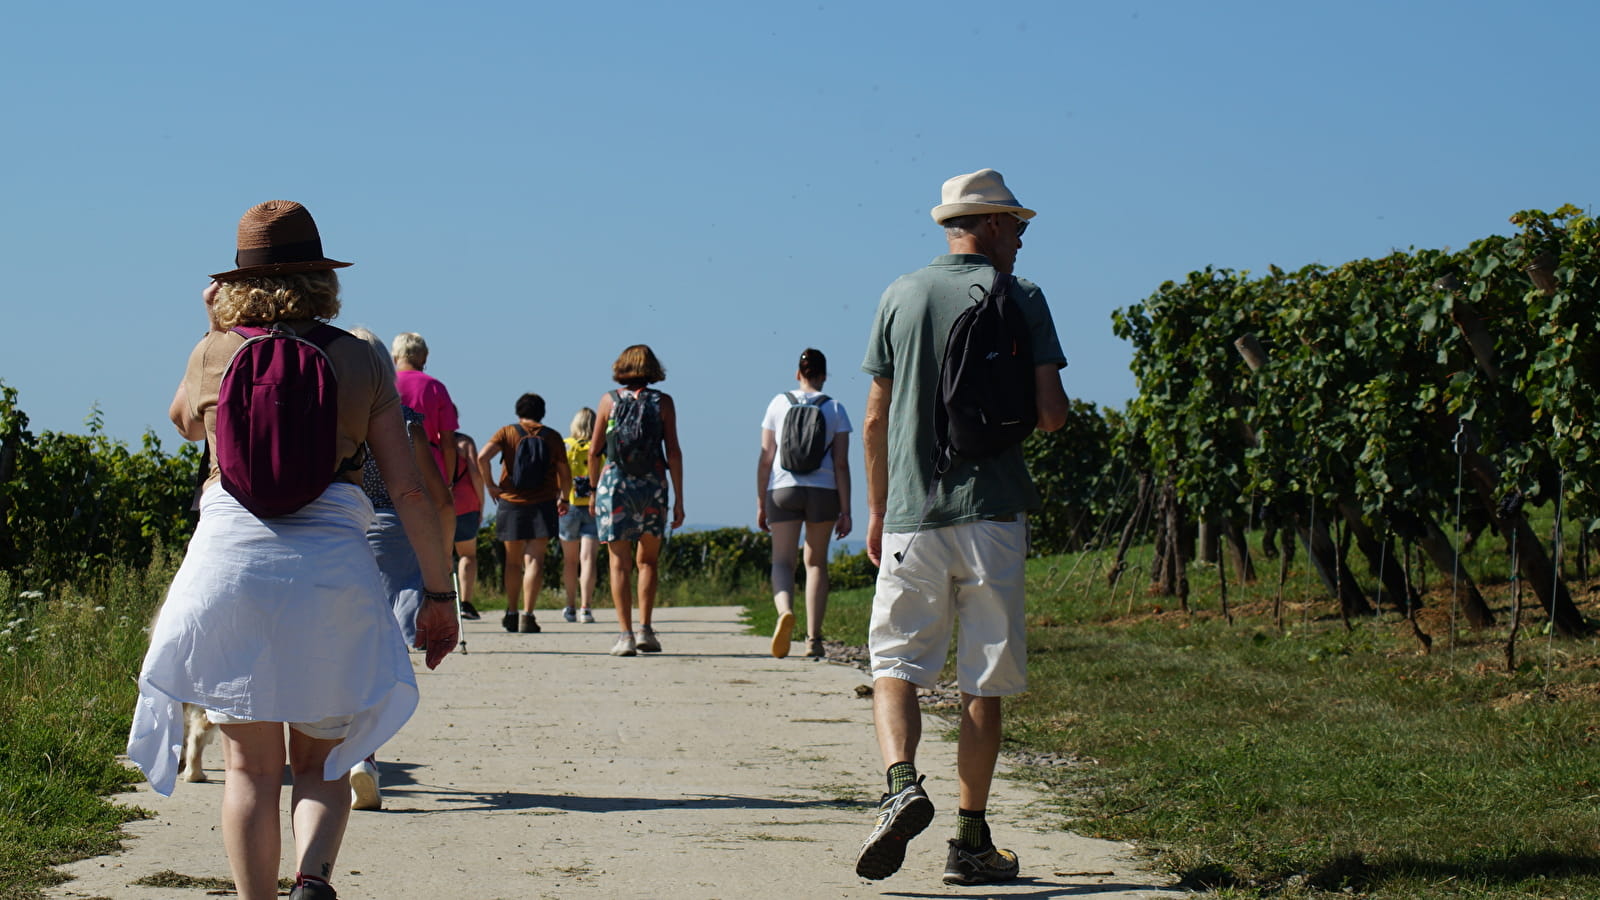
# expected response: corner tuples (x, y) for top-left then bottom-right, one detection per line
(778, 392), (830, 474)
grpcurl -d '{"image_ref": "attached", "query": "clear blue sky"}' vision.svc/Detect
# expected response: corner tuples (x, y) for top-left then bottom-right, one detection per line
(4, 1), (1596, 531)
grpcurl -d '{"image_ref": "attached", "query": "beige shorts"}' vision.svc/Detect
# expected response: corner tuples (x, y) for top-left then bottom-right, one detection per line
(204, 709), (356, 741)
(868, 516), (1028, 697)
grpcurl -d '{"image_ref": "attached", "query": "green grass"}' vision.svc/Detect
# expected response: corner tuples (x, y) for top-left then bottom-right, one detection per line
(0, 555), (177, 900)
(0, 544), (766, 899)
(6, 529), (1600, 899)
(747, 541), (1600, 899)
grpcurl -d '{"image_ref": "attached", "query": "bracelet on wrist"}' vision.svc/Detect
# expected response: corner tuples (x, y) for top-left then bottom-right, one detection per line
(424, 589), (458, 604)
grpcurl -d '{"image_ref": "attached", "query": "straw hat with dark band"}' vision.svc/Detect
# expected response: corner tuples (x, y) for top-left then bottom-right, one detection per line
(210, 200), (353, 281)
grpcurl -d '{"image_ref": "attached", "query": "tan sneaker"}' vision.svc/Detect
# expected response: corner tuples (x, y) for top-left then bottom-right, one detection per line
(771, 611), (795, 658)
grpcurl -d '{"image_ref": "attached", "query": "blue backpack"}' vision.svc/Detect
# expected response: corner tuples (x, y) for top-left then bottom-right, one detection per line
(510, 424), (550, 491)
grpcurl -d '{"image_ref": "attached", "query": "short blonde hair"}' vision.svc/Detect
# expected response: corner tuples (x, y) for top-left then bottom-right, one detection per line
(612, 344), (665, 385)
(570, 407), (596, 438)
(391, 332), (428, 366)
(212, 271), (340, 329)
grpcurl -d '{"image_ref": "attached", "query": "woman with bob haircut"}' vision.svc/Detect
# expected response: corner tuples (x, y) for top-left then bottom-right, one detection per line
(587, 344), (685, 656)
(129, 201), (458, 900)
(756, 348), (852, 659)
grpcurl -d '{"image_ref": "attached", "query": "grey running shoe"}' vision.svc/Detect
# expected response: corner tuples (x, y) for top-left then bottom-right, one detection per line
(805, 637), (826, 658)
(942, 837), (1020, 885)
(854, 775), (934, 880)
(635, 626), (662, 652)
(610, 632), (637, 656)
(562, 606), (577, 622)
(578, 608), (595, 624)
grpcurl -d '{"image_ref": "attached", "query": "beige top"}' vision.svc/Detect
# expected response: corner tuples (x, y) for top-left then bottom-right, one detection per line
(183, 321), (400, 489)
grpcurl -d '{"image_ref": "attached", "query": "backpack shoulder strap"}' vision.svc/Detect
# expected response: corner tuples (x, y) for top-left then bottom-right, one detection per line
(785, 391), (801, 406)
(815, 394), (830, 406)
(302, 322), (349, 350)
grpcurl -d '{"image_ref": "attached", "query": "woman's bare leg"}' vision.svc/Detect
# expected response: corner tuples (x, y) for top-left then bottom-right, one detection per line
(579, 535), (599, 609)
(454, 537), (477, 606)
(561, 538), (582, 608)
(801, 520), (834, 640)
(218, 722), (286, 900)
(768, 519), (802, 619)
(522, 538), (548, 613)
(635, 533), (662, 629)
(608, 539), (636, 632)
(502, 539), (526, 614)
(287, 729), (350, 888)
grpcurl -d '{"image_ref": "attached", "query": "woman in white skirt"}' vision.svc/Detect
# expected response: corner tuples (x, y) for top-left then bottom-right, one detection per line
(756, 348), (852, 658)
(128, 201), (458, 900)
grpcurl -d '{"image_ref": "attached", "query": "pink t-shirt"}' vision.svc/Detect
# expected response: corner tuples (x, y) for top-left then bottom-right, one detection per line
(395, 369), (458, 478)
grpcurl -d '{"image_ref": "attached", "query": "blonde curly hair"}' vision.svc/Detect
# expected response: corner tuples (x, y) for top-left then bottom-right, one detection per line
(212, 271), (341, 329)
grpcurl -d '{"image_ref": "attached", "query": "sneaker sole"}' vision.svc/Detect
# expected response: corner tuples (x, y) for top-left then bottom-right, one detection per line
(771, 612), (794, 658)
(350, 769), (381, 811)
(854, 794), (934, 880)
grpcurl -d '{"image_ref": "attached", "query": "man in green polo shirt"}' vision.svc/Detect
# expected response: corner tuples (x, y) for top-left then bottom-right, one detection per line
(854, 169), (1069, 885)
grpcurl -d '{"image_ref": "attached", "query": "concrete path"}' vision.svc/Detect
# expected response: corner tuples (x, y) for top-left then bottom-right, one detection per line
(51, 606), (1184, 899)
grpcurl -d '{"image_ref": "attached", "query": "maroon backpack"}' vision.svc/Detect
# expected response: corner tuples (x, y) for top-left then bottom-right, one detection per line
(215, 323), (356, 518)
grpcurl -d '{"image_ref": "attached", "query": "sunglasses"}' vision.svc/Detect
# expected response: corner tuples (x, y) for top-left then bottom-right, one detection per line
(1001, 213), (1028, 237)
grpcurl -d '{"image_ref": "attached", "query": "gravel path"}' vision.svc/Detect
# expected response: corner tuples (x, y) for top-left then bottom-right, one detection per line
(51, 606), (1184, 899)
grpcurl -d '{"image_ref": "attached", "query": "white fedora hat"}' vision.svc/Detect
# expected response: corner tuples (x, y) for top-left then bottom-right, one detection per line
(930, 168), (1036, 224)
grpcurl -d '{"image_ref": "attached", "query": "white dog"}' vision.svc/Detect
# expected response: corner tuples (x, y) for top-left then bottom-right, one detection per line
(176, 702), (217, 783)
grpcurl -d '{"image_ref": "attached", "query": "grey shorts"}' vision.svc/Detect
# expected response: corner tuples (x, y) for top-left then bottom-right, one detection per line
(765, 486), (841, 525)
(495, 499), (558, 542)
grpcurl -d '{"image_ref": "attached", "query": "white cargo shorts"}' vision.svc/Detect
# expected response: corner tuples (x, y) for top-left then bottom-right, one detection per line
(869, 515), (1028, 697)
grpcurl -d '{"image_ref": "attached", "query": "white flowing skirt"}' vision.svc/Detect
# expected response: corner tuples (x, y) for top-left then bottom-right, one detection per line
(127, 482), (418, 796)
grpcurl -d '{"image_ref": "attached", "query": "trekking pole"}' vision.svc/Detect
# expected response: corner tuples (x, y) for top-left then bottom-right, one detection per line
(453, 568), (467, 655)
